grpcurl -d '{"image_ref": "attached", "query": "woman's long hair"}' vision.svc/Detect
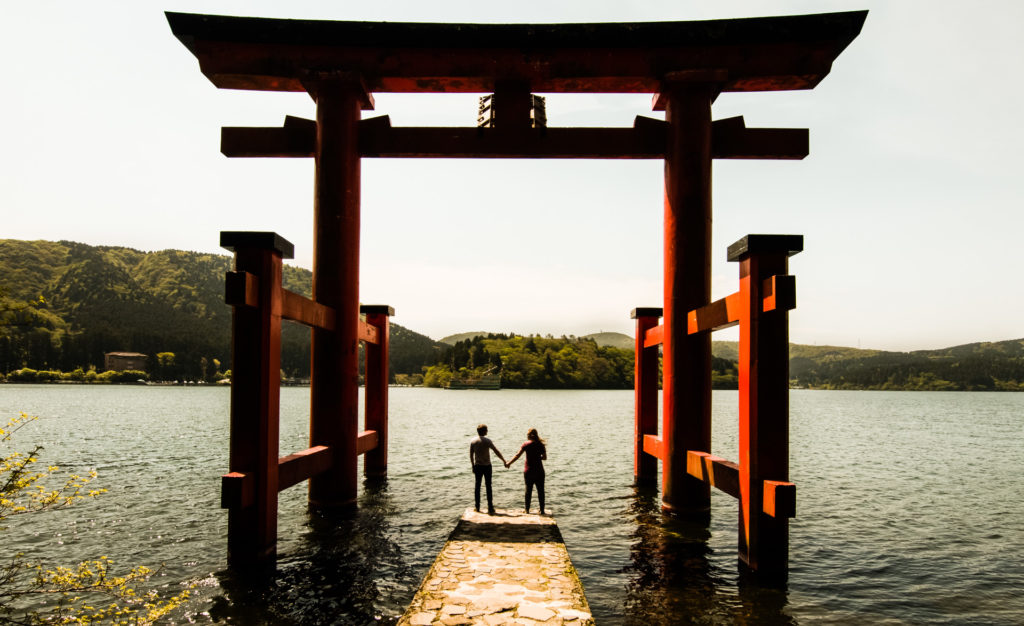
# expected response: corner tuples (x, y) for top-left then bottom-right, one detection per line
(527, 428), (546, 446)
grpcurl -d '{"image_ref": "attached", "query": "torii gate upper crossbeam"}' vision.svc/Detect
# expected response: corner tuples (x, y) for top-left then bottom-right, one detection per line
(166, 11), (866, 95)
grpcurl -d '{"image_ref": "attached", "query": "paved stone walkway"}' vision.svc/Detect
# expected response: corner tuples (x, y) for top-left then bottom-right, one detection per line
(398, 508), (594, 626)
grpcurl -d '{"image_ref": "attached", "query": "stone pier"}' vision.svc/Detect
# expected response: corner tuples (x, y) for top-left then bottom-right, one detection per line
(399, 509), (594, 626)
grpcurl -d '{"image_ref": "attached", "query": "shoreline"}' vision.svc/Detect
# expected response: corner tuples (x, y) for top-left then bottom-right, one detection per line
(1, 380), (1021, 392)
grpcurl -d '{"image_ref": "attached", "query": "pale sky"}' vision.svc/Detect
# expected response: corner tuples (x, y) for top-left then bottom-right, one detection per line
(3, 1), (1022, 351)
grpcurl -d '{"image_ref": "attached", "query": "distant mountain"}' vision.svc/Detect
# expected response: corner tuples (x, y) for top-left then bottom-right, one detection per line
(439, 331), (491, 345)
(573, 336), (775, 360)
(565, 334), (1024, 391)
(789, 339), (1024, 391)
(788, 343), (879, 361)
(0, 239), (444, 380)
(712, 341), (739, 361)
(582, 332), (633, 350)
(579, 336), (852, 362)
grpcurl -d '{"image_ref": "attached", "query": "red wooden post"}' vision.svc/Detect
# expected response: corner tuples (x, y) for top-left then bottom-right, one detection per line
(307, 75), (372, 509)
(632, 307), (662, 485)
(658, 73), (722, 515)
(731, 234), (802, 575)
(220, 231), (293, 567)
(361, 305), (393, 478)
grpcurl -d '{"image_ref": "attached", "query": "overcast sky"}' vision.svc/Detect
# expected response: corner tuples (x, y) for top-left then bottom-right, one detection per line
(3, 1), (1022, 350)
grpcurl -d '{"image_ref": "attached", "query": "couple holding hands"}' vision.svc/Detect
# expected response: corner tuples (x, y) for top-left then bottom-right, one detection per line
(469, 424), (547, 516)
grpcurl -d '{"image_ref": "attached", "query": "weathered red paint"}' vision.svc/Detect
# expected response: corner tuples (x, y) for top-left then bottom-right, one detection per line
(356, 430), (380, 456)
(632, 308), (662, 485)
(221, 471), (253, 510)
(642, 435), (665, 460)
(221, 114), (807, 160)
(634, 234), (801, 576)
(308, 78), (365, 510)
(278, 445), (333, 491)
(362, 305), (393, 478)
(686, 451), (741, 499)
(763, 480), (797, 519)
(643, 323), (665, 348)
(733, 235), (801, 575)
(220, 232), (290, 567)
(166, 11), (868, 95)
(282, 289), (337, 330)
(219, 231), (394, 565)
(661, 79), (716, 516)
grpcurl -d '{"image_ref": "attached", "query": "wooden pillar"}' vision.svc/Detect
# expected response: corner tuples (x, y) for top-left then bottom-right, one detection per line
(361, 304), (393, 478)
(220, 231), (293, 567)
(730, 234), (802, 576)
(632, 307), (662, 485)
(307, 74), (373, 509)
(658, 72), (722, 515)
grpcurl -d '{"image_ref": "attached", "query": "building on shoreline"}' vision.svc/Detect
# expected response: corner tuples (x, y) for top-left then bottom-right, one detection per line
(104, 352), (147, 372)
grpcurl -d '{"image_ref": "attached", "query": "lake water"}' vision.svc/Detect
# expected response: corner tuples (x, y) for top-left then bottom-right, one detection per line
(2, 385), (1022, 624)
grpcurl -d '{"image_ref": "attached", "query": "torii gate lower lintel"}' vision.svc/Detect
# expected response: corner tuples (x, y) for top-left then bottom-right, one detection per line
(169, 11), (867, 572)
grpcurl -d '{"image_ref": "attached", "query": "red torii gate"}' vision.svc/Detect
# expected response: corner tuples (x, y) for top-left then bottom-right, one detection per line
(167, 10), (866, 572)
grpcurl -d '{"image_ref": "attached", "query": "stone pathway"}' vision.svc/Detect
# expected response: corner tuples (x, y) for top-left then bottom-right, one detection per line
(398, 508), (594, 626)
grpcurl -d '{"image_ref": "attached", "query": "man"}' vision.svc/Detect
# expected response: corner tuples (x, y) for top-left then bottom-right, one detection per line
(469, 424), (507, 515)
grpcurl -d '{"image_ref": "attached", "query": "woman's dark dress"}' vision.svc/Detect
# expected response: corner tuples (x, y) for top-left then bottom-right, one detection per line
(520, 440), (546, 512)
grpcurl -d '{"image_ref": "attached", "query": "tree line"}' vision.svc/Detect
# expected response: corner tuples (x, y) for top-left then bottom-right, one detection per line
(423, 333), (636, 389)
(4, 239), (1024, 390)
(422, 333), (730, 390)
(790, 344), (1024, 391)
(0, 239), (442, 382)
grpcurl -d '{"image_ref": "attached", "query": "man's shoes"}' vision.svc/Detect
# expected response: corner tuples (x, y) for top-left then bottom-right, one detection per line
(487, 508), (496, 515)
(475, 507), (480, 512)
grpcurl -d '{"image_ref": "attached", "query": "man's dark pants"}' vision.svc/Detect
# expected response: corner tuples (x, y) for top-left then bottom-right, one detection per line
(473, 464), (494, 512)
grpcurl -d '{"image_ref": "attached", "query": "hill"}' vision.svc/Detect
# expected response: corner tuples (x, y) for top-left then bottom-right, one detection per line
(582, 332), (633, 350)
(789, 339), (1024, 391)
(0, 239), (444, 380)
(424, 333), (635, 389)
(439, 331), (491, 345)
(709, 339), (1024, 390)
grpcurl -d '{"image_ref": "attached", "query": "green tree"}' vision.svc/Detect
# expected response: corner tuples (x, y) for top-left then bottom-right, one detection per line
(422, 364), (453, 388)
(1, 413), (188, 623)
(154, 352), (175, 382)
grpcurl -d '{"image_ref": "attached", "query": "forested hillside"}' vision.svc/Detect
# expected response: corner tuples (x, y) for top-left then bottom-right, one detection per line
(424, 333), (634, 389)
(423, 333), (740, 390)
(438, 331), (489, 345)
(788, 341), (1024, 390)
(0, 239), (443, 381)
(3, 239), (1023, 390)
(582, 332), (633, 350)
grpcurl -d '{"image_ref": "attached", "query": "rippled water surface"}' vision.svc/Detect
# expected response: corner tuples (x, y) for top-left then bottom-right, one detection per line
(2, 386), (1022, 624)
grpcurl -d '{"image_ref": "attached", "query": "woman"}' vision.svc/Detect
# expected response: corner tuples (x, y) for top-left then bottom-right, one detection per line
(505, 428), (547, 514)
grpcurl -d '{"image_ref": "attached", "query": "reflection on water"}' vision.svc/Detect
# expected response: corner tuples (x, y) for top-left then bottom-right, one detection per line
(211, 479), (416, 625)
(623, 485), (795, 625)
(624, 484), (715, 622)
(209, 480), (799, 625)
